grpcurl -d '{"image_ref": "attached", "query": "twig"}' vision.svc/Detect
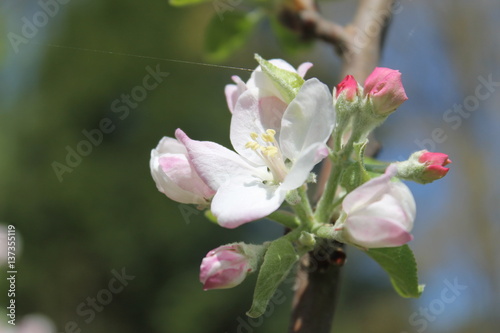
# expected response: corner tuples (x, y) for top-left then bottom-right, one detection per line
(280, 1), (396, 332)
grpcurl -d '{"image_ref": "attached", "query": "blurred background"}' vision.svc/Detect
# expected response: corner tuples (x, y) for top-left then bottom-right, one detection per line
(0, 0), (499, 332)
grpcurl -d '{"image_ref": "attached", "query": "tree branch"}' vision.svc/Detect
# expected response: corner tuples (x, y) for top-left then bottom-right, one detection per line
(280, 1), (396, 332)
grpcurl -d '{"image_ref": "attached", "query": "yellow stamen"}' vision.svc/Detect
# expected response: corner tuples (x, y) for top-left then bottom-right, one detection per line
(250, 132), (259, 140)
(245, 142), (260, 150)
(261, 129), (276, 143)
(262, 146), (278, 157)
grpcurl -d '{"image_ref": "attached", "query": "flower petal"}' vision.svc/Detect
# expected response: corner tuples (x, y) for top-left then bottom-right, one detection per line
(342, 165), (397, 214)
(155, 136), (188, 155)
(211, 177), (287, 228)
(297, 62), (313, 78)
(150, 137), (214, 204)
(279, 78), (335, 161)
(247, 59), (299, 100)
(150, 153), (209, 204)
(230, 90), (287, 163)
(175, 129), (267, 191)
(280, 142), (329, 191)
(345, 215), (414, 248)
(159, 155), (214, 198)
(225, 75), (247, 113)
(389, 181), (417, 226)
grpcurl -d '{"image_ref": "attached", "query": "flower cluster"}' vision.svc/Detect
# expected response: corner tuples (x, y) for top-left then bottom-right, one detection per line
(149, 56), (450, 304)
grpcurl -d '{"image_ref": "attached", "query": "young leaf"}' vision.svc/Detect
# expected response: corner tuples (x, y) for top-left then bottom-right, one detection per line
(254, 54), (305, 103)
(364, 245), (424, 298)
(205, 11), (261, 62)
(246, 236), (299, 318)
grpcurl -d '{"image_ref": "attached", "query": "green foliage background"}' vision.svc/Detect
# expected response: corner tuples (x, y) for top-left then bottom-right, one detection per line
(1, 0), (499, 332)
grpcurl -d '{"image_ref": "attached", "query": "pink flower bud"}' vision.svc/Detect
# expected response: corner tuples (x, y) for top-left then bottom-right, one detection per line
(150, 136), (215, 205)
(335, 75), (359, 102)
(418, 151), (452, 182)
(200, 244), (253, 290)
(340, 165), (416, 248)
(364, 67), (408, 116)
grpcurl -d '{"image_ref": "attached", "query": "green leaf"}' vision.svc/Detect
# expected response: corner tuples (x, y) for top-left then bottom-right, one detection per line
(246, 236), (299, 317)
(205, 11), (261, 62)
(254, 54), (305, 103)
(364, 245), (424, 298)
(169, 0), (211, 6)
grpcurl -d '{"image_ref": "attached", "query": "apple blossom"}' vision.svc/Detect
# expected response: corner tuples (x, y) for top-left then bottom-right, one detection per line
(200, 243), (264, 290)
(225, 59), (313, 113)
(338, 164), (416, 248)
(150, 136), (215, 205)
(178, 78), (335, 228)
(364, 67), (408, 116)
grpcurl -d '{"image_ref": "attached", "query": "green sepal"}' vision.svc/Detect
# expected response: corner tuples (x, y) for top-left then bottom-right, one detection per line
(204, 210), (218, 224)
(169, 0), (211, 6)
(205, 11), (262, 62)
(246, 236), (299, 317)
(254, 54), (305, 103)
(364, 245), (424, 298)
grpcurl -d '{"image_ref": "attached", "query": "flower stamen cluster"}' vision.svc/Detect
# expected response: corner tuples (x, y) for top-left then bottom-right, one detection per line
(245, 129), (288, 183)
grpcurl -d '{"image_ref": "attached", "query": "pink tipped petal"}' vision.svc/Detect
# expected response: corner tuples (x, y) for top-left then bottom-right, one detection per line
(202, 265), (248, 290)
(342, 171), (392, 213)
(280, 78), (335, 161)
(341, 164), (415, 248)
(297, 62), (313, 78)
(345, 215), (414, 248)
(225, 76), (248, 113)
(150, 136), (214, 204)
(155, 136), (187, 154)
(200, 244), (251, 290)
(225, 84), (238, 113)
(175, 129), (266, 191)
(159, 155), (215, 198)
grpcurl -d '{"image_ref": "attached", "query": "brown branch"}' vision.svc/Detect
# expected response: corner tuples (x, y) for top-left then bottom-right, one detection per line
(280, 1), (396, 332)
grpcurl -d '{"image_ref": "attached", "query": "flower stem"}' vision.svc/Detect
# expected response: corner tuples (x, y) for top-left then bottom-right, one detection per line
(291, 185), (315, 229)
(267, 210), (300, 229)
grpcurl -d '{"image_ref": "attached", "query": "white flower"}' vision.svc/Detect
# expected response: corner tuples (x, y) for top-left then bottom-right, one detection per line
(150, 137), (215, 205)
(177, 78), (335, 228)
(224, 59), (313, 113)
(339, 165), (416, 248)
